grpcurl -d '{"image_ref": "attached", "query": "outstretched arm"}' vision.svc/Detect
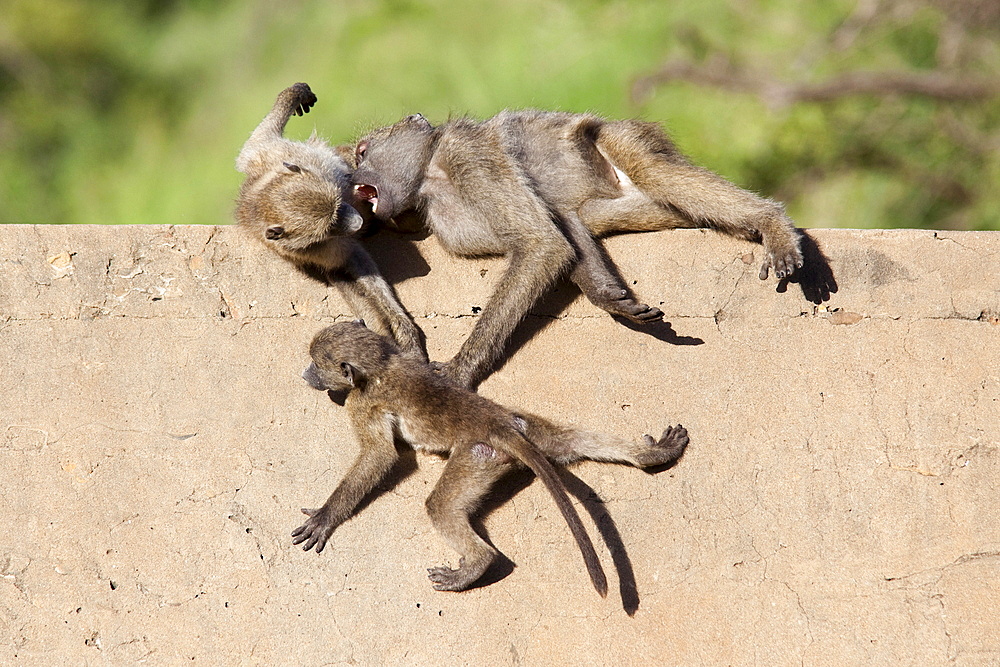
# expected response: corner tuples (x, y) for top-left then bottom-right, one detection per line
(236, 82), (317, 174)
(291, 410), (399, 553)
(334, 244), (428, 362)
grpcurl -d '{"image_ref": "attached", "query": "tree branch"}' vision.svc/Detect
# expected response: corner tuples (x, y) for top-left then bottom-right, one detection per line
(632, 58), (1000, 108)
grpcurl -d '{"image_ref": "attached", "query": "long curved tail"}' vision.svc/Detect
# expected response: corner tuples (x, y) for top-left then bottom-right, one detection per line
(503, 433), (608, 597)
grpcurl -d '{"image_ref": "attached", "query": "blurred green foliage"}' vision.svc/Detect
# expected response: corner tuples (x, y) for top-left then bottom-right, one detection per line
(1, 0), (997, 229)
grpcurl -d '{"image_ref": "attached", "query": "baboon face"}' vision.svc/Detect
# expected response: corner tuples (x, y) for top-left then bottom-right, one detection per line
(303, 321), (395, 392)
(241, 162), (364, 253)
(352, 114), (435, 221)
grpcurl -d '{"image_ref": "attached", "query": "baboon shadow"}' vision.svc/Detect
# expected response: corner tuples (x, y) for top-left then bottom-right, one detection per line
(778, 229), (838, 304)
(470, 463), (685, 616)
(295, 230), (431, 287)
(363, 229), (433, 285)
(482, 281), (703, 389)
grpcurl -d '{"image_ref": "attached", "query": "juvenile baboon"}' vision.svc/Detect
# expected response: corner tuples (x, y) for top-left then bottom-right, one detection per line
(352, 110), (803, 387)
(235, 83), (425, 358)
(295, 320), (689, 594)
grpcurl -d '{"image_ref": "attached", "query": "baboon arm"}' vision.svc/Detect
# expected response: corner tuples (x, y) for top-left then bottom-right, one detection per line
(236, 83), (316, 173)
(335, 245), (427, 361)
(324, 411), (400, 522)
(443, 239), (573, 388)
(291, 411), (398, 552)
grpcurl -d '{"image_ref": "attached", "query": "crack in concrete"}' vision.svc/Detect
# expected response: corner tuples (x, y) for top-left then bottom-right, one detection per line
(884, 551), (1000, 586)
(4, 307), (998, 325)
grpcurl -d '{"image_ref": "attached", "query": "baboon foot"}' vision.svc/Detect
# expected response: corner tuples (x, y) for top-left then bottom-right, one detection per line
(427, 557), (489, 592)
(589, 284), (663, 324)
(635, 424), (689, 468)
(759, 234), (804, 280)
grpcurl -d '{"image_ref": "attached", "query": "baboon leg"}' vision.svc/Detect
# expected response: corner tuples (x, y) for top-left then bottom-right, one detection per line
(561, 211), (663, 324)
(425, 442), (518, 591)
(336, 245), (427, 361)
(579, 193), (693, 237)
(596, 120), (803, 279)
(515, 413), (689, 469)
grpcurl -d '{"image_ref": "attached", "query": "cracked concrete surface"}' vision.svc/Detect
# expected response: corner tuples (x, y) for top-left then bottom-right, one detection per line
(1, 225), (998, 665)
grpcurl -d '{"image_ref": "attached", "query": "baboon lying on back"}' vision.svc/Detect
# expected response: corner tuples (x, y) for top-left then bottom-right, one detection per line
(295, 321), (689, 594)
(351, 110), (803, 387)
(235, 83), (425, 358)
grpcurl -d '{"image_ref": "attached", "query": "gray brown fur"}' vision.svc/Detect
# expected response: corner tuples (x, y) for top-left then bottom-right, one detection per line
(235, 83), (425, 358)
(352, 110), (802, 387)
(294, 321), (689, 595)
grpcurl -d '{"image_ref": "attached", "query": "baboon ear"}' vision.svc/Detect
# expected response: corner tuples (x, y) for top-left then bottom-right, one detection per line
(352, 319), (367, 328)
(283, 161), (302, 174)
(340, 362), (363, 388)
(265, 225), (285, 240)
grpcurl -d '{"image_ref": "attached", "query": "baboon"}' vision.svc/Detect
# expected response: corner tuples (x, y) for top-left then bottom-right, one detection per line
(352, 110), (803, 387)
(235, 83), (425, 358)
(294, 320), (689, 594)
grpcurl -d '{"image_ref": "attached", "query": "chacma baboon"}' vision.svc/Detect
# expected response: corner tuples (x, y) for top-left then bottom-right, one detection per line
(294, 320), (689, 594)
(235, 83), (425, 358)
(351, 110), (803, 386)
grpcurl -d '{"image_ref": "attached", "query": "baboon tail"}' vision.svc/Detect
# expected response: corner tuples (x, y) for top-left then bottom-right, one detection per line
(504, 434), (608, 597)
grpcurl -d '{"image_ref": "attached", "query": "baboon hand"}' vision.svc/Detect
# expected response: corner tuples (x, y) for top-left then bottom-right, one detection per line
(636, 424), (689, 468)
(291, 507), (336, 553)
(285, 82), (317, 117)
(613, 297), (663, 324)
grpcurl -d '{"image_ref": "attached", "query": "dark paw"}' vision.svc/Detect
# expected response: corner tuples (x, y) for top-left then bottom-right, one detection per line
(759, 238), (804, 281)
(288, 82), (317, 116)
(589, 285), (664, 324)
(637, 424), (689, 468)
(776, 230), (838, 304)
(291, 507), (334, 553)
(427, 563), (473, 592)
(604, 296), (664, 324)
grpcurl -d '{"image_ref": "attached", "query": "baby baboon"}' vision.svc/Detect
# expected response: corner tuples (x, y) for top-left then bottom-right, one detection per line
(295, 321), (689, 594)
(235, 83), (425, 358)
(352, 110), (802, 387)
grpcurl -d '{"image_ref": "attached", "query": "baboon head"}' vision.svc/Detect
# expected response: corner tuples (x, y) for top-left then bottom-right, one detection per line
(237, 161), (364, 253)
(302, 320), (398, 392)
(351, 113), (436, 221)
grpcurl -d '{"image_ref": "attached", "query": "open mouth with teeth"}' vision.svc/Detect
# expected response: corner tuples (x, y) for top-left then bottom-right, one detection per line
(353, 184), (379, 215)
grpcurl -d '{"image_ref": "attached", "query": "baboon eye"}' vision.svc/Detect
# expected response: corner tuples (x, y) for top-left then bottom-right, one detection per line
(355, 141), (367, 162)
(265, 226), (285, 240)
(283, 162), (302, 174)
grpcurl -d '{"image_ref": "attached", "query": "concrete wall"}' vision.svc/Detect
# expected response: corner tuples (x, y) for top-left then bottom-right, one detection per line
(1, 224), (998, 665)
